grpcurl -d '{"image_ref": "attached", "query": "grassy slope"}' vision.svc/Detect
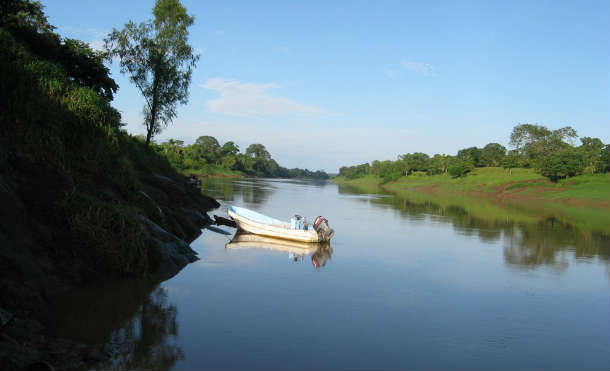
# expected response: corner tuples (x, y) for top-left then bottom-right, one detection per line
(334, 169), (609, 234)
(335, 167), (609, 204)
(0, 28), (217, 279)
(334, 168), (609, 233)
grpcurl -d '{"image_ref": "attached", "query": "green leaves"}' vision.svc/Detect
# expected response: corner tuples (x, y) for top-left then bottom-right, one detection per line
(2, 0), (118, 100)
(105, 0), (198, 144)
(539, 148), (585, 182)
(447, 158), (473, 178)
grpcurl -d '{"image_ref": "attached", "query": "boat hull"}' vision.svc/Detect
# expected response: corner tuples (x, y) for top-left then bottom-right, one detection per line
(226, 232), (322, 254)
(228, 207), (329, 243)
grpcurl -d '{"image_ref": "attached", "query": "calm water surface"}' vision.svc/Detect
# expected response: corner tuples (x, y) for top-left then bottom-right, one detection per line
(48, 178), (609, 370)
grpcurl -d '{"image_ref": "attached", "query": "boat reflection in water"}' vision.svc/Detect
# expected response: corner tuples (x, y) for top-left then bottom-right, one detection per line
(226, 231), (333, 268)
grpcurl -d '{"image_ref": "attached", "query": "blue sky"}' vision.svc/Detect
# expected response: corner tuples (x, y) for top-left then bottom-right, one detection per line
(44, 0), (609, 172)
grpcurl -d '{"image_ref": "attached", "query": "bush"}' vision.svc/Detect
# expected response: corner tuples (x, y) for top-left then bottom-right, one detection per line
(64, 194), (150, 276)
(539, 148), (585, 182)
(598, 145), (610, 173)
(448, 159), (473, 178)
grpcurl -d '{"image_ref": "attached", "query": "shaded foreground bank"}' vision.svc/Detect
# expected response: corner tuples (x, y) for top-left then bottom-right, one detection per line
(0, 5), (219, 369)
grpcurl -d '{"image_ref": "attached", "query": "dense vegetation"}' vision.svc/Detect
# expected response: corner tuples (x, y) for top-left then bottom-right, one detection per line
(338, 124), (609, 183)
(0, 0), (215, 280)
(154, 136), (330, 179)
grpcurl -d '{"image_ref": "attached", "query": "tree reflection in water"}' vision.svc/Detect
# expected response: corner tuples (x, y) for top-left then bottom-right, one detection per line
(338, 184), (610, 270)
(199, 177), (272, 205)
(44, 280), (183, 370)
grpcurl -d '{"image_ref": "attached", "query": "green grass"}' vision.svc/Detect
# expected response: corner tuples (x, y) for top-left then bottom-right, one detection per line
(552, 173), (610, 201)
(386, 167), (543, 193)
(334, 167), (609, 204)
(336, 175), (609, 235)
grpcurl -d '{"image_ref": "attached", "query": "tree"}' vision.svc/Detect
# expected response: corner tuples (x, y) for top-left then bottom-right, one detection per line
(427, 154), (451, 175)
(105, 0), (198, 145)
(509, 124), (552, 151)
(245, 144), (271, 160)
(578, 137), (604, 173)
(220, 141), (239, 156)
(502, 150), (521, 175)
(401, 152), (430, 174)
(598, 145), (610, 173)
(157, 139), (184, 168)
(480, 143), (506, 167)
(2, 0), (118, 100)
(221, 155), (238, 170)
(457, 147), (482, 167)
(539, 148), (585, 182)
(194, 136), (220, 163)
(339, 163), (370, 179)
(509, 123), (577, 167)
(447, 158), (473, 178)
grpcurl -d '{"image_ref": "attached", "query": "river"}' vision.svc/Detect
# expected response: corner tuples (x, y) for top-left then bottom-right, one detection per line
(45, 178), (609, 370)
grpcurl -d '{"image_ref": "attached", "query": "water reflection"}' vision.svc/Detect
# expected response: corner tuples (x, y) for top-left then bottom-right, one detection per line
(338, 183), (610, 270)
(226, 231), (333, 268)
(199, 178), (272, 204)
(43, 280), (183, 370)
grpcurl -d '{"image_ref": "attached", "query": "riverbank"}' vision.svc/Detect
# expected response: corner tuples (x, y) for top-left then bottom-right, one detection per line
(181, 167), (243, 178)
(333, 167), (609, 207)
(333, 167), (609, 235)
(0, 22), (221, 370)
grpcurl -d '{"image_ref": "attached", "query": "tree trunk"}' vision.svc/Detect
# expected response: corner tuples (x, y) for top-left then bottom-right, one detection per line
(145, 64), (161, 146)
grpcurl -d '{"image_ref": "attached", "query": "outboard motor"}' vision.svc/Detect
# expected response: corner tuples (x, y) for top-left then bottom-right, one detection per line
(313, 216), (334, 241)
(312, 243), (333, 268)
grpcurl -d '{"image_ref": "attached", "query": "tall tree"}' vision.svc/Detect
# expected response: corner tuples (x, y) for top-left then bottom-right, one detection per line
(578, 137), (604, 172)
(480, 143), (506, 167)
(220, 141), (240, 156)
(399, 152), (430, 175)
(502, 150), (521, 175)
(457, 147), (482, 167)
(245, 144), (271, 160)
(194, 136), (220, 163)
(509, 123), (577, 167)
(105, 0), (198, 145)
(598, 145), (610, 173)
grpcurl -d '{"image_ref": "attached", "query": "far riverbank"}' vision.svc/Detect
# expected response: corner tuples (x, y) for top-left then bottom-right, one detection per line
(333, 167), (609, 207)
(333, 167), (609, 234)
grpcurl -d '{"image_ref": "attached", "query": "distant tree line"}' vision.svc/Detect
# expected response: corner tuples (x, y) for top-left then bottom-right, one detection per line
(339, 124), (610, 182)
(153, 136), (329, 179)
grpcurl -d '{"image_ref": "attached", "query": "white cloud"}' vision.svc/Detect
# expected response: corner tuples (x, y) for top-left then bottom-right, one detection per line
(400, 59), (436, 76)
(384, 69), (400, 80)
(384, 60), (436, 79)
(203, 78), (322, 116)
(88, 39), (105, 52)
(58, 26), (107, 38)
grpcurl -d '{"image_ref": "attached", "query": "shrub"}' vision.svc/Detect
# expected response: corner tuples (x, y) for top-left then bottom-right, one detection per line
(448, 159), (473, 178)
(539, 148), (585, 182)
(64, 194), (150, 276)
